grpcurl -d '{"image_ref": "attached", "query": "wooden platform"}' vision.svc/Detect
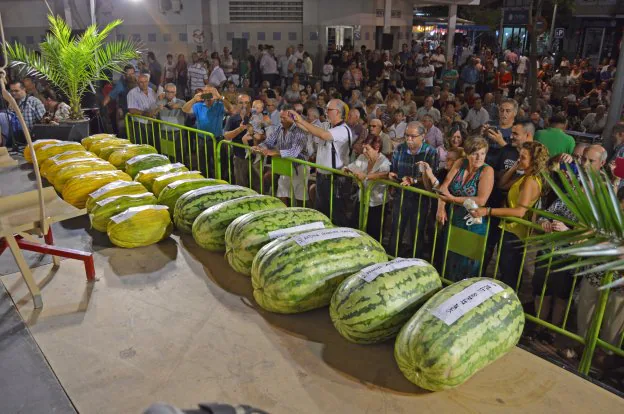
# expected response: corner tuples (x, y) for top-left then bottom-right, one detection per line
(2, 232), (622, 413)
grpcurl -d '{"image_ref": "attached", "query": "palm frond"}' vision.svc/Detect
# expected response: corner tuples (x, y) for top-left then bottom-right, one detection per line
(7, 14), (140, 120)
(529, 167), (624, 283)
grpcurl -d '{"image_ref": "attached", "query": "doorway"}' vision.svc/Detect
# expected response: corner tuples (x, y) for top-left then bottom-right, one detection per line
(327, 26), (354, 50)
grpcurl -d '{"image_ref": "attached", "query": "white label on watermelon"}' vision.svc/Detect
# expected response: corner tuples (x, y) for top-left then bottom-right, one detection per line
(358, 258), (427, 283)
(268, 222), (326, 240)
(292, 228), (360, 246)
(431, 280), (504, 326)
(110, 205), (167, 224)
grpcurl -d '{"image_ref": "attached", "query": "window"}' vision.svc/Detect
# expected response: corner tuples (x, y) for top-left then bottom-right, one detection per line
(132, 34), (141, 42)
(309, 32), (318, 41)
(273, 32), (281, 41)
(242, 32), (250, 40)
(257, 32), (266, 41)
(226, 32), (234, 41)
(25, 36), (34, 45)
(288, 32), (297, 41)
(117, 34), (126, 41)
(229, 1), (303, 22)
(148, 33), (157, 42)
(163, 33), (172, 43)
(179, 32), (188, 42)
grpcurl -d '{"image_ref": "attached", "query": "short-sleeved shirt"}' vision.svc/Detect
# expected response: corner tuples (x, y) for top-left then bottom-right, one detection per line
(193, 100), (225, 138)
(315, 123), (353, 173)
(535, 128), (575, 158)
(127, 87), (157, 124)
(188, 63), (208, 92)
(157, 98), (186, 131)
(224, 113), (249, 158)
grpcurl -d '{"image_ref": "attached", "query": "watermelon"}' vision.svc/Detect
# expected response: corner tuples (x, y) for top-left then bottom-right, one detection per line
(173, 185), (257, 233)
(152, 171), (204, 196)
(89, 193), (157, 232)
(251, 228), (389, 314)
(225, 207), (332, 276)
(125, 154), (171, 178)
(394, 278), (525, 391)
(157, 178), (227, 214)
(108, 144), (157, 169)
(86, 180), (148, 212)
(330, 258), (442, 344)
(134, 163), (188, 192)
(192, 195), (286, 252)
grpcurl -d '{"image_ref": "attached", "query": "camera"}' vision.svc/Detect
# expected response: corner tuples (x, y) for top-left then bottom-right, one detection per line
(201, 93), (213, 100)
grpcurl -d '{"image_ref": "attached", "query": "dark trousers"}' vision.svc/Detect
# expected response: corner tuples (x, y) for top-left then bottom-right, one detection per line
(262, 73), (279, 88)
(351, 203), (384, 242)
(315, 173), (351, 227)
(491, 231), (525, 291)
(388, 193), (429, 258)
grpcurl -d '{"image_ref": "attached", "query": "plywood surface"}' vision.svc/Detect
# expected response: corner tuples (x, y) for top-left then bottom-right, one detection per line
(2, 235), (622, 414)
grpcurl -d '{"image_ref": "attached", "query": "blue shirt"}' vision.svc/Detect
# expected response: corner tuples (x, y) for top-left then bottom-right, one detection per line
(461, 65), (479, 84)
(391, 141), (439, 185)
(193, 100), (225, 138)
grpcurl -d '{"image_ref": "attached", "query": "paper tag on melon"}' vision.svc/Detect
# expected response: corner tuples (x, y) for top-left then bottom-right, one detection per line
(431, 280), (504, 326)
(268, 221), (326, 240)
(95, 193), (151, 208)
(88, 181), (137, 199)
(110, 205), (167, 224)
(358, 258), (427, 283)
(292, 228), (360, 247)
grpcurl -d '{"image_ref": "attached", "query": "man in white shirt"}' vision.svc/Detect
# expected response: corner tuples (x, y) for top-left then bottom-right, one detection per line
(464, 97), (490, 132)
(278, 47), (296, 88)
(289, 99), (353, 226)
(187, 57), (209, 95)
(221, 47), (236, 80)
(127, 73), (159, 147)
(260, 46), (279, 87)
(293, 44), (305, 61)
(416, 96), (441, 124)
(388, 109), (407, 143)
(417, 56), (435, 94)
(208, 57), (227, 88)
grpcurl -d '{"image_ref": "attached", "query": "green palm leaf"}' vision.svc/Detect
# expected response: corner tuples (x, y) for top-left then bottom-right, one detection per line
(7, 15), (140, 120)
(529, 167), (624, 289)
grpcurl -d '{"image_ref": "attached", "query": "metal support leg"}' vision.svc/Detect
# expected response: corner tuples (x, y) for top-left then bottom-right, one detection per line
(5, 235), (43, 309)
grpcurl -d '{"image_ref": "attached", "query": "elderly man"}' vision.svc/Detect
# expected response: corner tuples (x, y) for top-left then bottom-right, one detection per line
(290, 99), (353, 226)
(415, 96), (441, 123)
(0, 80), (46, 148)
(464, 97), (490, 132)
(252, 104), (309, 204)
(182, 86), (233, 177)
(388, 121), (439, 257)
(127, 73), (159, 145)
(152, 83), (186, 158)
(422, 114), (443, 149)
(346, 107), (366, 146)
(353, 118), (393, 158)
(581, 144), (607, 172)
(581, 105), (607, 134)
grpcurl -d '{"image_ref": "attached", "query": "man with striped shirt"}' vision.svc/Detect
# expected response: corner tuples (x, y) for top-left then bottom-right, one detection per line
(127, 74), (159, 147)
(187, 57), (209, 97)
(253, 104), (308, 204)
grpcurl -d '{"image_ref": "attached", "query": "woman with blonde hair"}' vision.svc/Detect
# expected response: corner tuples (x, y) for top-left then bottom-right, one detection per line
(471, 141), (550, 289)
(436, 137), (495, 281)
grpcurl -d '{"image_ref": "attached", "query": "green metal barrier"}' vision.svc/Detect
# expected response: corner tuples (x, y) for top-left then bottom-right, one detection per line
(125, 114), (218, 177)
(122, 114), (621, 378)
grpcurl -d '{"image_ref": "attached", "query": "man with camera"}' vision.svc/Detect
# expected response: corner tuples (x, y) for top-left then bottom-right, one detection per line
(182, 86), (233, 177)
(152, 83), (186, 161)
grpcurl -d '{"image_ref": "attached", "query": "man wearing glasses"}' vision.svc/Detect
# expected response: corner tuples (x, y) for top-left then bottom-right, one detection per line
(0, 80), (45, 148)
(353, 120), (393, 158)
(387, 121), (439, 257)
(224, 94), (261, 189)
(153, 83), (186, 161)
(289, 99), (353, 226)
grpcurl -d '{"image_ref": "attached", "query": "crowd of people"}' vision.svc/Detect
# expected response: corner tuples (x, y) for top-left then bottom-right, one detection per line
(1, 39), (622, 381)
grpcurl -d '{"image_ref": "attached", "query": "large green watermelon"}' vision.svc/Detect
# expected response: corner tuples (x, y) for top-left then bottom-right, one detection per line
(394, 277), (524, 391)
(157, 178), (227, 214)
(251, 227), (388, 314)
(173, 184), (257, 233)
(225, 207), (332, 276)
(125, 154), (171, 178)
(330, 258), (442, 344)
(89, 193), (158, 232)
(192, 195), (285, 252)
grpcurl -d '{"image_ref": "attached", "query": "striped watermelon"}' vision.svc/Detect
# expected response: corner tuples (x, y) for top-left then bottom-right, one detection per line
(225, 208), (332, 276)
(157, 178), (227, 214)
(173, 185), (257, 233)
(330, 258), (442, 344)
(394, 278), (524, 391)
(251, 228), (389, 314)
(192, 195), (285, 252)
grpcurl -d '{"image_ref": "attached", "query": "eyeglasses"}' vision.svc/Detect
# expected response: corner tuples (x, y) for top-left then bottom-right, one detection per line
(369, 124), (382, 128)
(165, 90), (176, 94)
(9, 89), (21, 93)
(326, 107), (339, 113)
(405, 134), (423, 140)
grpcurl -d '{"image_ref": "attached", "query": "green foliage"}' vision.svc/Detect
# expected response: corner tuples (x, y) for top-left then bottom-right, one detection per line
(7, 15), (139, 120)
(529, 167), (624, 289)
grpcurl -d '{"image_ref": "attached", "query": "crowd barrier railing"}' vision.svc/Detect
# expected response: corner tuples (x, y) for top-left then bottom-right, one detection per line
(125, 114), (218, 177)
(125, 114), (622, 377)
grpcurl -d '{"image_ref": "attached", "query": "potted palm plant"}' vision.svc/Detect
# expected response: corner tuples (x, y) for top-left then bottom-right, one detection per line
(7, 14), (140, 139)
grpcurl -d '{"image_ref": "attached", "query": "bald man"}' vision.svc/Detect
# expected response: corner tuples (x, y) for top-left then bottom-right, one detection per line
(582, 144), (607, 172)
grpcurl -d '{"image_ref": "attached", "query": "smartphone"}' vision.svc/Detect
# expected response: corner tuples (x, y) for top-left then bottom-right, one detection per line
(201, 93), (213, 100)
